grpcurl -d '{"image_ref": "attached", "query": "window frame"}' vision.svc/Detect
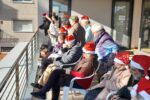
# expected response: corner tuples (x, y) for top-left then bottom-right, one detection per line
(111, 0), (134, 49)
(13, 0), (34, 4)
(13, 20), (34, 33)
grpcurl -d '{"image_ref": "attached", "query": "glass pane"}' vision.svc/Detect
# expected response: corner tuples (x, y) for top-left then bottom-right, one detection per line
(52, 0), (69, 16)
(112, 1), (131, 48)
(141, 0), (150, 49)
(13, 20), (33, 32)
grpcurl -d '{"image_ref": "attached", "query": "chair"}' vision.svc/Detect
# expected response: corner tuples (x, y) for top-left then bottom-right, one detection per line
(62, 62), (100, 100)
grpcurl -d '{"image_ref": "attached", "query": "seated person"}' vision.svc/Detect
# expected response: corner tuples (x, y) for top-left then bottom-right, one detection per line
(31, 35), (82, 87)
(48, 33), (66, 60)
(41, 35), (82, 72)
(84, 51), (131, 100)
(110, 55), (150, 100)
(91, 24), (119, 81)
(31, 42), (98, 100)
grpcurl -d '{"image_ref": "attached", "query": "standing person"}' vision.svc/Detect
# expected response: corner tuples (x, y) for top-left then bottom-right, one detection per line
(91, 24), (119, 81)
(39, 13), (50, 36)
(69, 16), (85, 46)
(44, 13), (58, 48)
(31, 42), (98, 100)
(81, 15), (93, 42)
(38, 13), (51, 46)
(84, 51), (131, 100)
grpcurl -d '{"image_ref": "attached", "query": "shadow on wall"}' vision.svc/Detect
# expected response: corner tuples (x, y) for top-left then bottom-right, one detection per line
(0, 0), (18, 20)
(71, 10), (112, 34)
(71, 10), (129, 50)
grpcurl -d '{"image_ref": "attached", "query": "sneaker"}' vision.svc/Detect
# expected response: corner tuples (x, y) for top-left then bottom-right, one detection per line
(31, 83), (43, 89)
(31, 91), (46, 99)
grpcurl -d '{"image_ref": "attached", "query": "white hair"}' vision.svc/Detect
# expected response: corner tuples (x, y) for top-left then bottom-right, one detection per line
(91, 24), (104, 33)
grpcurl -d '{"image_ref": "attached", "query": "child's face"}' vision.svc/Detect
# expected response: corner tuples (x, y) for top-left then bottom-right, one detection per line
(58, 36), (64, 44)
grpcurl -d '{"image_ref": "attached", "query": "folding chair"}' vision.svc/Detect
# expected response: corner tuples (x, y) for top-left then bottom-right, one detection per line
(62, 62), (100, 100)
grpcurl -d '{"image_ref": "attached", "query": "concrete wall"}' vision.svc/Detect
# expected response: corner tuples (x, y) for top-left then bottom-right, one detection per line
(71, 0), (112, 33)
(0, 0), (38, 42)
(131, 0), (142, 49)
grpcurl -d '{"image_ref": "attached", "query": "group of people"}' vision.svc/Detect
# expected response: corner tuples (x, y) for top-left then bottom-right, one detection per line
(30, 13), (150, 100)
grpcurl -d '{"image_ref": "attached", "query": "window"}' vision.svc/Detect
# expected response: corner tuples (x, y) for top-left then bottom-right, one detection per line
(13, 0), (33, 3)
(111, 0), (133, 49)
(13, 20), (33, 33)
(140, 0), (150, 49)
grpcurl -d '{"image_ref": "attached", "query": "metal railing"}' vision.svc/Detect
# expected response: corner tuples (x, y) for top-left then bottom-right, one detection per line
(0, 29), (39, 100)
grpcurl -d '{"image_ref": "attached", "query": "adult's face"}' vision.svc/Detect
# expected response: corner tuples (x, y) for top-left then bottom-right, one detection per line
(91, 30), (98, 38)
(130, 66), (143, 80)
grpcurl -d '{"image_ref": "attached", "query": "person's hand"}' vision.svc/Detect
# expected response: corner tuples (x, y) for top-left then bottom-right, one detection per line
(111, 95), (120, 100)
(65, 69), (71, 74)
(45, 14), (49, 18)
(63, 44), (68, 48)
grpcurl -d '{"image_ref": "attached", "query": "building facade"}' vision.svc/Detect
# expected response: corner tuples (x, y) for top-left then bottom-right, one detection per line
(50, 0), (150, 52)
(0, 0), (38, 42)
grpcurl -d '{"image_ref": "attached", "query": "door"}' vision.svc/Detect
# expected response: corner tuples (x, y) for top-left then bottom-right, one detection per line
(140, 0), (150, 49)
(111, 0), (133, 49)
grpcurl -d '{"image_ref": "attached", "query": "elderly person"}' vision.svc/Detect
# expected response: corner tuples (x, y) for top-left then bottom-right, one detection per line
(69, 16), (85, 46)
(110, 55), (150, 100)
(31, 42), (98, 100)
(91, 24), (119, 81)
(84, 51), (131, 100)
(80, 15), (93, 42)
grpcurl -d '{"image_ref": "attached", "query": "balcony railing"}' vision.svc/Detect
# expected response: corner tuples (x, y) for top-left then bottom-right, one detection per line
(0, 29), (39, 100)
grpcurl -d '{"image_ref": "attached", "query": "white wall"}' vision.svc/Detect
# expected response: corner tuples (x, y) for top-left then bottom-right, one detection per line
(71, 0), (112, 33)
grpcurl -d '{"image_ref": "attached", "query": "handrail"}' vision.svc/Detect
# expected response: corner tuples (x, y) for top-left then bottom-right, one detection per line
(0, 29), (39, 100)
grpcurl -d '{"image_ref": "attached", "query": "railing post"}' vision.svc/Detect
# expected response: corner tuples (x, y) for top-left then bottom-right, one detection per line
(37, 29), (39, 51)
(15, 64), (19, 100)
(31, 40), (34, 67)
(26, 48), (29, 83)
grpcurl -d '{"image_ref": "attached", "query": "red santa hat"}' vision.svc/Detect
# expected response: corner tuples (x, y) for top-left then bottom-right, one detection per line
(82, 42), (96, 54)
(114, 51), (130, 65)
(130, 55), (150, 80)
(63, 25), (71, 30)
(58, 27), (66, 34)
(65, 35), (75, 45)
(81, 15), (89, 21)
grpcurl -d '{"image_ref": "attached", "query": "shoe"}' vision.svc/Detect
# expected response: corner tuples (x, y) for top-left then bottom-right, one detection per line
(31, 83), (43, 89)
(31, 91), (46, 99)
